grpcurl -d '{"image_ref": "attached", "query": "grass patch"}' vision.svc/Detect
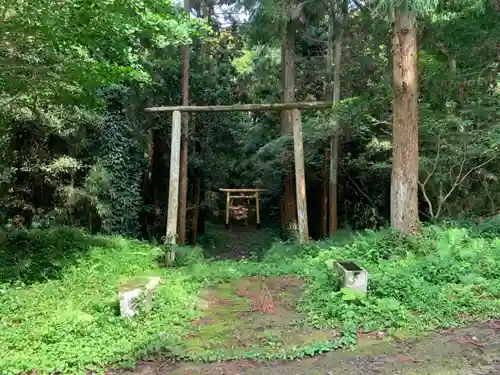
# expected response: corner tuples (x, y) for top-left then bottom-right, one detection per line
(1, 216), (500, 374)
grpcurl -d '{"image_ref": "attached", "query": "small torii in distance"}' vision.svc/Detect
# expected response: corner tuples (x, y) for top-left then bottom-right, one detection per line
(219, 188), (268, 229)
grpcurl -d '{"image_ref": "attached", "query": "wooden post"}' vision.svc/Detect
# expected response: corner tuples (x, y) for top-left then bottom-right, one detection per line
(225, 191), (230, 229)
(292, 109), (309, 244)
(255, 192), (261, 229)
(166, 111), (182, 262)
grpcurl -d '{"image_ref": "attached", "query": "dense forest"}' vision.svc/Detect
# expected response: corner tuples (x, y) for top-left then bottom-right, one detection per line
(2, 0), (498, 241)
(0, 0), (499, 374)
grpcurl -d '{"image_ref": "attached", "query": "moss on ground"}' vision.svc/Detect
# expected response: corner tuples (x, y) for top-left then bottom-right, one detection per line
(176, 276), (338, 360)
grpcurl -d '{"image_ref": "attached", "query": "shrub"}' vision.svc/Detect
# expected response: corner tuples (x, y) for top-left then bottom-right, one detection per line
(0, 227), (109, 284)
(173, 245), (204, 267)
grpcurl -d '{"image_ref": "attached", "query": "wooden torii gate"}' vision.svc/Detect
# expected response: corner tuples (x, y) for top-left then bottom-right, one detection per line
(219, 188), (268, 229)
(145, 101), (334, 245)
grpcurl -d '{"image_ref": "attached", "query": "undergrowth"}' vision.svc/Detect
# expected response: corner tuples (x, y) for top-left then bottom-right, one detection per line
(0, 216), (499, 374)
(0, 229), (200, 375)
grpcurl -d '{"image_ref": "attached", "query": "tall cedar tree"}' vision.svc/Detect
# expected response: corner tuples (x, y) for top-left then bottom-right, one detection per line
(390, 2), (419, 234)
(178, 0), (191, 244)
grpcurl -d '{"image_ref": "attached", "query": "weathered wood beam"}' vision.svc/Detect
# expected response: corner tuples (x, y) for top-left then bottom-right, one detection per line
(292, 109), (310, 244)
(255, 191), (261, 229)
(219, 188), (268, 192)
(225, 191), (230, 229)
(146, 102), (334, 112)
(165, 111), (182, 263)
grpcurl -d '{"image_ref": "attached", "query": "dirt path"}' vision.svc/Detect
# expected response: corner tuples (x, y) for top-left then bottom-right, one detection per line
(114, 322), (500, 375)
(200, 224), (278, 260)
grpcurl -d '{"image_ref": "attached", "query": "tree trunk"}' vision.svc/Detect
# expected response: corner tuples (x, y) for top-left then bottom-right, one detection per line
(190, 0), (209, 245)
(143, 127), (154, 238)
(280, 19), (298, 238)
(327, 0), (346, 236)
(178, 0), (190, 245)
(147, 128), (154, 183)
(390, 4), (420, 234)
(190, 115), (201, 245)
(320, 147), (328, 237)
(151, 127), (168, 238)
(196, 125), (206, 237)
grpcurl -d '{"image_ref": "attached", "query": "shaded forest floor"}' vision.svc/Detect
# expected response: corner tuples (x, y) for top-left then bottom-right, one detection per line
(114, 322), (500, 375)
(198, 222), (279, 260)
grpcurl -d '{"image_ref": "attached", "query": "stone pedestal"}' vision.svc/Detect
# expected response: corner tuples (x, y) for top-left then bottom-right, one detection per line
(334, 261), (368, 295)
(118, 276), (161, 318)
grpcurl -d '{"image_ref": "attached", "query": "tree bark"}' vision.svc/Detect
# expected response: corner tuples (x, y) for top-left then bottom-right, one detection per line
(143, 127), (154, 238)
(190, 0), (209, 245)
(190, 115), (201, 245)
(151, 127), (168, 238)
(327, 0), (345, 236)
(147, 128), (154, 183)
(178, 0), (190, 245)
(390, 3), (420, 234)
(320, 147), (329, 237)
(280, 17), (298, 237)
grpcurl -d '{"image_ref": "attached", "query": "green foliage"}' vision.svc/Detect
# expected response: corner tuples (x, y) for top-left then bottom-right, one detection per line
(0, 227), (105, 284)
(1, 0), (500, 370)
(0, 0), (198, 108)
(0, 229), (199, 375)
(2, 219), (499, 374)
(173, 245), (205, 266)
(295, 218), (500, 339)
(97, 106), (145, 236)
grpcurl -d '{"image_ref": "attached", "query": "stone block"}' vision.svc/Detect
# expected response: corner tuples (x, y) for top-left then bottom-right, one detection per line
(118, 276), (161, 318)
(334, 261), (368, 295)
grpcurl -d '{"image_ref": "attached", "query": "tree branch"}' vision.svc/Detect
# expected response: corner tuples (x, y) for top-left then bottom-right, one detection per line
(339, 163), (371, 202)
(436, 150), (498, 218)
(418, 135), (441, 218)
(418, 180), (435, 218)
(480, 175), (497, 215)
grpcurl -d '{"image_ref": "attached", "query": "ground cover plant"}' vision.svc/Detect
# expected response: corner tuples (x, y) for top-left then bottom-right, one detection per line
(0, 216), (500, 374)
